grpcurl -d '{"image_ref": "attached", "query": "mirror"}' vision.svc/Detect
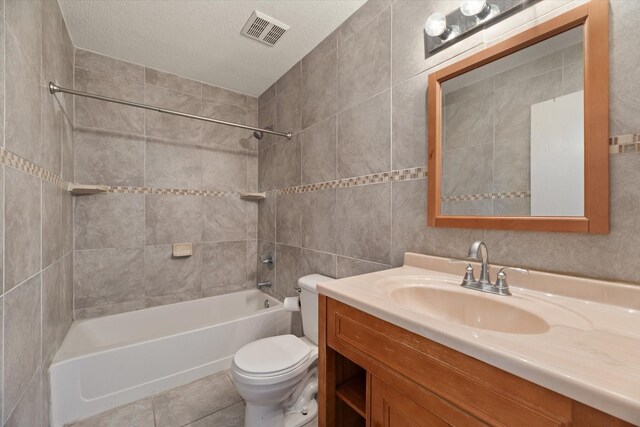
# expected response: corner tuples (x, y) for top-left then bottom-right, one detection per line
(442, 27), (584, 217)
(428, 1), (609, 233)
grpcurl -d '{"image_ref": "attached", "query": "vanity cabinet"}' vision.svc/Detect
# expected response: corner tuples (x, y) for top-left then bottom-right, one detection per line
(370, 375), (483, 427)
(318, 296), (633, 427)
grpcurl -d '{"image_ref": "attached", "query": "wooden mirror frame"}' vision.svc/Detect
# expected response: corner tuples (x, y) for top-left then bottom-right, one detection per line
(427, 0), (609, 234)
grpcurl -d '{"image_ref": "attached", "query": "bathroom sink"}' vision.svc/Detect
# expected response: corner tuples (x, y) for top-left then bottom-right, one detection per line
(388, 285), (550, 334)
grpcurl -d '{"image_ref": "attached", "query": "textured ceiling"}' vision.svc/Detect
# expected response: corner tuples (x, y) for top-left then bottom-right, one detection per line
(59, 0), (366, 96)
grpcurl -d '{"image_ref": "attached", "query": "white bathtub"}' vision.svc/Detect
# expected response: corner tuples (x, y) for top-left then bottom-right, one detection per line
(49, 290), (290, 427)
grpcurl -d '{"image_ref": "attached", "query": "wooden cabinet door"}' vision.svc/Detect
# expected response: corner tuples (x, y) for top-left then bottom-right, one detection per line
(370, 376), (485, 427)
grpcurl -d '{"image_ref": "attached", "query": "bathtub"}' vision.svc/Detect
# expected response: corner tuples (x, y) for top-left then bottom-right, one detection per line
(49, 290), (290, 427)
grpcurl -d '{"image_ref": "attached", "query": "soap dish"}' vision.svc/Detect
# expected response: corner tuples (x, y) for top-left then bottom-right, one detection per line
(239, 192), (266, 201)
(68, 183), (109, 195)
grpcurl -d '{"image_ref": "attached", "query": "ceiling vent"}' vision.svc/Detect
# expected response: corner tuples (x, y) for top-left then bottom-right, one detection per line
(241, 10), (290, 46)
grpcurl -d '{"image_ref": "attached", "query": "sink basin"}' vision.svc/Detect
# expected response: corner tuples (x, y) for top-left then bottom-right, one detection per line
(389, 286), (550, 334)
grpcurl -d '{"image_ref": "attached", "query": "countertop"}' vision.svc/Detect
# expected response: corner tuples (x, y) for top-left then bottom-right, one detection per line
(317, 253), (640, 424)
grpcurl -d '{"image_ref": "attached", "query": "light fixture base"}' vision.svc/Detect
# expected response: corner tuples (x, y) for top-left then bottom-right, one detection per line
(424, 0), (540, 57)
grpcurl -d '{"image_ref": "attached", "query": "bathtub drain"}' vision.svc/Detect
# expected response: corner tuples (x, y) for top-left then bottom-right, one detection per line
(264, 299), (270, 308)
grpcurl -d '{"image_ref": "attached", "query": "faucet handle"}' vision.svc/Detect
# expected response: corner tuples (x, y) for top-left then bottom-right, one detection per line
(449, 259), (476, 287)
(495, 267), (529, 290)
(260, 252), (275, 270)
(497, 267), (529, 276)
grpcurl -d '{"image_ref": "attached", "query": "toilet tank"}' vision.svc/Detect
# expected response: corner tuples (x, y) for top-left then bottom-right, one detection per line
(298, 274), (334, 345)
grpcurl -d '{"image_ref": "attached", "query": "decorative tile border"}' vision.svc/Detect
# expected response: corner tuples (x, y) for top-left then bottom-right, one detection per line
(0, 147), (69, 189)
(270, 166), (428, 196)
(609, 134), (640, 154)
(105, 186), (238, 197)
(441, 191), (530, 202)
(0, 147), (241, 197)
(0, 133), (635, 199)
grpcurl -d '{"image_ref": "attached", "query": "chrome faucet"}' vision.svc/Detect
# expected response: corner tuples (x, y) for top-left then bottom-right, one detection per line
(467, 241), (490, 285)
(459, 241), (529, 296)
(257, 280), (272, 290)
(260, 252), (274, 270)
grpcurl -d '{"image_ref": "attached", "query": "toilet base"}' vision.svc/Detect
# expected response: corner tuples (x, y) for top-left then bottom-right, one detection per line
(240, 365), (319, 427)
(244, 399), (317, 427)
(286, 399), (318, 427)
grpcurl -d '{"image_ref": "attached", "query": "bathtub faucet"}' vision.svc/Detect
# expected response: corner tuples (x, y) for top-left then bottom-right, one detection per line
(261, 252), (275, 270)
(257, 280), (272, 290)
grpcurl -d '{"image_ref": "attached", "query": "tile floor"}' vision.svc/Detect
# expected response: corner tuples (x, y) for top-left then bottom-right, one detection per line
(67, 371), (243, 427)
(66, 370), (319, 427)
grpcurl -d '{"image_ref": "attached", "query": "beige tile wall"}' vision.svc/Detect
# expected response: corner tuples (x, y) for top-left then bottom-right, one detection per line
(72, 49), (261, 319)
(1, 0), (75, 425)
(257, 0), (640, 325)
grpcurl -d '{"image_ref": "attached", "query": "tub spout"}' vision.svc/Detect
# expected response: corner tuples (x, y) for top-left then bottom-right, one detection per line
(257, 280), (271, 290)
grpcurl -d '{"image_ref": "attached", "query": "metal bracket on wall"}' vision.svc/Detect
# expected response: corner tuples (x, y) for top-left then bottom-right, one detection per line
(239, 192), (266, 201)
(424, 0), (542, 58)
(67, 183), (109, 195)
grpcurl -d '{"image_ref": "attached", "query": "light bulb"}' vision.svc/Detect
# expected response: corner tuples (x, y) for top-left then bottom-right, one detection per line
(425, 13), (448, 37)
(460, 0), (487, 17)
(460, 0), (500, 21)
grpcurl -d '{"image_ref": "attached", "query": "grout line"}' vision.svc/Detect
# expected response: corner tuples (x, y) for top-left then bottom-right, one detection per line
(39, 3), (46, 402)
(1, 178), (3, 426)
(3, 367), (41, 424)
(0, 16), (4, 425)
(338, 1), (390, 48)
(143, 68), (148, 311)
(336, 254), (391, 268)
(335, 21), (340, 185)
(71, 45), (77, 317)
(38, 174), (43, 409)
(270, 83), (390, 148)
(152, 397), (158, 427)
(3, 269), (43, 298)
(177, 400), (243, 427)
(273, 191), (278, 295)
(75, 124), (145, 139)
(492, 75), (496, 215)
(389, 4), (394, 269)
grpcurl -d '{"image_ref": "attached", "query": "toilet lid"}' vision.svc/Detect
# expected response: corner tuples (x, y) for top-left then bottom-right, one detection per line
(234, 335), (311, 375)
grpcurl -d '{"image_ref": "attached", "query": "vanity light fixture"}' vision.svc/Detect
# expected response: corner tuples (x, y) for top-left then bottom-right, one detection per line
(425, 12), (459, 41)
(460, 0), (500, 22)
(423, 0), (540, 57)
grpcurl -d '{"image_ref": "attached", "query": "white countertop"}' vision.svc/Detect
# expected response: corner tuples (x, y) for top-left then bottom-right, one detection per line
(317, 253), (640, 424)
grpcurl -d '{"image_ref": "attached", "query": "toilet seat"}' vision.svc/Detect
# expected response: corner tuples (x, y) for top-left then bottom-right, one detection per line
(235, 335), (311, 375)
(232, 335), (318, 386)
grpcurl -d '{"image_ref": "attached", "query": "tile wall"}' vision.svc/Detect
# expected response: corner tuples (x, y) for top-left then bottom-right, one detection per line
(72, 49), (261, 319)
(256, 0), (640, 328)
(1, 0), (75, 425)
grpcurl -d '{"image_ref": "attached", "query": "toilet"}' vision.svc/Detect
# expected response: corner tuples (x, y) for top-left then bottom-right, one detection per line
(232, 274), (333, 427)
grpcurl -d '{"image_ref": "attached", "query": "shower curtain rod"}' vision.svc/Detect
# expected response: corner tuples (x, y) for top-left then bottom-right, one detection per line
(48, 82), (293, 140)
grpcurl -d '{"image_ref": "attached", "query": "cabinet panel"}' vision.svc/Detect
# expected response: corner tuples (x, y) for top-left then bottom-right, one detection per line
(372, 376), (448, 427)
(371, 376), (486, 427)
